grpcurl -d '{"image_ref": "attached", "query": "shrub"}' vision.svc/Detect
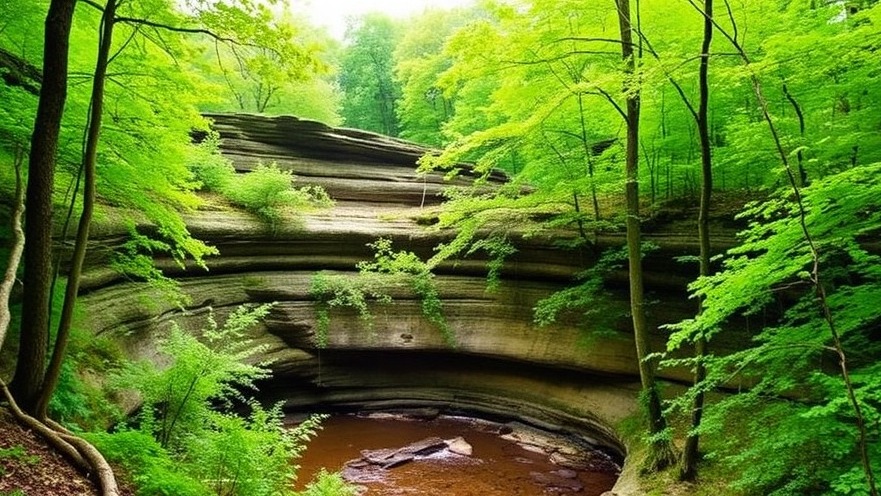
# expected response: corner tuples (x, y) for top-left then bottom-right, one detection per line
(188, 134), (236, 192)
(114, 304), (273, 450)
(188, 405), (325, 496)
(188, 136), (333, 228)
(87, 430), (210, 496)
(224, 164), (332, 227)
(296, 470), (360, 496)
(99, 305), (341, 496)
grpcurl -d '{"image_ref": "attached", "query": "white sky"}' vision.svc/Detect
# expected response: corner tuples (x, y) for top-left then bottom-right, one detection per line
(290, 0), (475, 40)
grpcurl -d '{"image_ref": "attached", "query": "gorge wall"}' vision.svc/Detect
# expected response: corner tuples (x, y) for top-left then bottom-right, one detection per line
(77, 114), (741, 459)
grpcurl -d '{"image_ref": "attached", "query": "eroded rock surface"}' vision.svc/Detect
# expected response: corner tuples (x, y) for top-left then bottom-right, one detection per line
(76, 114), (741, 474)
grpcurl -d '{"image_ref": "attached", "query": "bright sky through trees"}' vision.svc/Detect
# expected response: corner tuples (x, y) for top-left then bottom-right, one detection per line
(292, 0), (475, 39)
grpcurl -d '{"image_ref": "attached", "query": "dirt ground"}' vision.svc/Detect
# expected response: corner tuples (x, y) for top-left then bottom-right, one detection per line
(0, 407), (134, 496)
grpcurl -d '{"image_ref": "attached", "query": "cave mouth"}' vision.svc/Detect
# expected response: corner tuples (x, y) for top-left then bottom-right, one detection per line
(256, 349), (629, 493)
(290, 410), (621, 496)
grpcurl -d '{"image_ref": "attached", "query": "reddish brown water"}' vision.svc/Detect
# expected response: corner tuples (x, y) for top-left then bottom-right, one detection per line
(294, 415), (618, 496)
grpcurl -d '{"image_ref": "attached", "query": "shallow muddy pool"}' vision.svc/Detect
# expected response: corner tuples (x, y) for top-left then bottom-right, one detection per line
(293, 414), (618, 495)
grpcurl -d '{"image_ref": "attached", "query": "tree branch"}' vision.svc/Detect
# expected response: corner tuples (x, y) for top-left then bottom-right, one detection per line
(114, 16), (239, 44)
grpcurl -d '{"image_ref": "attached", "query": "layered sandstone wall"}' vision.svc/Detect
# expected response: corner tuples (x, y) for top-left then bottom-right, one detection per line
(77, 113), (738, 458)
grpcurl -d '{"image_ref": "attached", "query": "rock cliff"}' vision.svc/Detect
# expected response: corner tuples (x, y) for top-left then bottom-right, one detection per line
(77, 114), (739, 462)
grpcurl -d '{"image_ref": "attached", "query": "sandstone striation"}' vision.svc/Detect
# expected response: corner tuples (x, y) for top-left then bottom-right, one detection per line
(74, 114), (742, 491)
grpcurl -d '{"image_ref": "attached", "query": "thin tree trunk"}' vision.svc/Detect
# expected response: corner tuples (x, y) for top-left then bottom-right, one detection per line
(615, 0), (676, 472)
(680, 0), (713, 481)
(577, 94), (601, 219)
(35, 0), (117, 420)
(0, 148), (25, 350)
(782, 83), (807, 186)
(10, 0), (77, 414)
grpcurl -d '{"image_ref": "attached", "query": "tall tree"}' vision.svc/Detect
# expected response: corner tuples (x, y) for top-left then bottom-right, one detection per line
(680, 0), (713, 481)
(34, 0), (117, 420)
(338, 14), (402, 135)
(615, 0), (677, 472)
(9, 0), (77, 413)
(0, 148), (24, 351)
(696, 1), (878, 490)
(394, 7), (474, 146)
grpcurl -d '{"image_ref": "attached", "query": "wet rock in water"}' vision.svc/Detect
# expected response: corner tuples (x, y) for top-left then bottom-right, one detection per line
(356, 437), (448, 469)
(531, 471), (585, 492)
(445, 436), (473, 456)
(519, 443), (549, 455)
(551, 468), (579, 479)
(361, 447), (399, 464)
(382, 454), (416, 469)
(341, 463), (385, 484)
(403, 437), (448, 456)
(500, 423), (557, 453)
(550, 451), (592, 470)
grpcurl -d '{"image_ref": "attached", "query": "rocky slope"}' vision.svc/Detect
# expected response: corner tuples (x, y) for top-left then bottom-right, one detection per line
(77, 114), (740, 472)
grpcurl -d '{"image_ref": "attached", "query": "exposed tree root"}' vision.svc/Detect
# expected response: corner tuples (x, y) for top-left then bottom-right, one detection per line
(0, 380), (120, 496)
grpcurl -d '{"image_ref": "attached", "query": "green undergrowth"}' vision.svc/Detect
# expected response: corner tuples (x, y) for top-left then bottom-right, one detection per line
(615, 393), (742, 496)
(310, 238), (453, 347)
(619, 378), (880, 496)
(83, 304), (357, 496)
(189, 134), (333, 230)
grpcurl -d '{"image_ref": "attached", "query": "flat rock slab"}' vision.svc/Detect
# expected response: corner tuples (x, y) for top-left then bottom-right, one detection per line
(356, 437), (448, 469)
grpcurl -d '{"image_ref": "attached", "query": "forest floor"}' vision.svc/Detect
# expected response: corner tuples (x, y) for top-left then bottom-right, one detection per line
(0, 407), (134, 496)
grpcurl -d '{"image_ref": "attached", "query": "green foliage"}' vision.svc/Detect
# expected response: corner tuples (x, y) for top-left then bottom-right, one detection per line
(311, 238), (454, 347)
(222, 163), (333, 229)
(358, 238), (453, 345)
(393, 7), (475, 146)
(93, 305), (333, 496)
(115, 304), (273, 450)
(192, 5), (341, 122)
(296, 470), (359, 496)
(309, 271), (392, 347)
(87, 430), (210, 496)
(188, 134), (237, 193)
(664, 162), (881, 494)
(187, 137), (333, 228)
(111, 226), (193, 308)
(185, 405), (325, 496)
(533, 247), (627, 327)
(338, 14), (403, 135)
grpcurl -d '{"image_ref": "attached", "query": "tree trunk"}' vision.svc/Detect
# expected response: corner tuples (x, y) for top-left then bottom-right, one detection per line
(0, 148), (25, 351)
(680, 0), (714, 481)
(10, 0), (77, 414)
(577, 94), (601, 220)
(615, 0), (677, 472)
(35, 0), (117, 420)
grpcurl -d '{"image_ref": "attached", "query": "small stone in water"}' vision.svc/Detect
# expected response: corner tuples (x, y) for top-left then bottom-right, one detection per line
(551, 468), (579, 479)
(445, 436), (473, 456)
